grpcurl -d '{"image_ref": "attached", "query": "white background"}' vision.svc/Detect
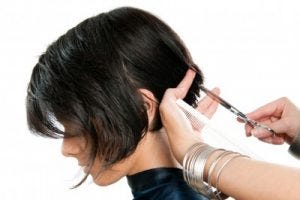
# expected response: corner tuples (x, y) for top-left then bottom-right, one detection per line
(0, 0), (299, 199)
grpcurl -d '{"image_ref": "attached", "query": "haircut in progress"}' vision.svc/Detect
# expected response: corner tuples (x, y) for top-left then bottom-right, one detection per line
(26, 7), (203, 186)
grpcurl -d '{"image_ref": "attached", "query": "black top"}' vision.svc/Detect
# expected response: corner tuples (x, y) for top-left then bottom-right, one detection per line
(126, 168), (208, 200)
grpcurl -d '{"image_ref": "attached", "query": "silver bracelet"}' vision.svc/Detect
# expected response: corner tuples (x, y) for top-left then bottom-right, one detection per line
(183, 143), (206, 189)
(183, 143), (220, 199)
(183, 142), (250, 200)
(215, 154), (249, 199)
(207, 150), (232, 187)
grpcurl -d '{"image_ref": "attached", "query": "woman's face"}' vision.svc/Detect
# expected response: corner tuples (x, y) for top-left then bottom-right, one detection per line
(61, 135), (138, 186)
(60, 93), (158, 186)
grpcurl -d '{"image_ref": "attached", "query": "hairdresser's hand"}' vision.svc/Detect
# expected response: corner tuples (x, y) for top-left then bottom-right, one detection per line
(244, 97), (300, 145)
(159, 69), (220, 164)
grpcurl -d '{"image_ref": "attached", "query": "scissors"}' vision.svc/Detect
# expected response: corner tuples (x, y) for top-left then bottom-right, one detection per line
(199, 85), (276, 136)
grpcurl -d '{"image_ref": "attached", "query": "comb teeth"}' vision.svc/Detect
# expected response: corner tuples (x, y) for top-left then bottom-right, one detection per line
(175, 99), (255, 157)
(176, 99), (218, 131)
(176, 99), (209, 131)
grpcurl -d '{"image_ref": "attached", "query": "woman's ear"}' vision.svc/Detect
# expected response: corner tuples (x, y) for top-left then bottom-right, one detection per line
(138, 89), (158, 127)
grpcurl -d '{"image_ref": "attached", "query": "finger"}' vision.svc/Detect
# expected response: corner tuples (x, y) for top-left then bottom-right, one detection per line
(248, 117), (290, 136)
(251, 127), (274, 139)
(175, 69), (196, 99)
(203, 98), (220, 119)
(197, 87), (220, 110)
(161, 88), (178, 104)
(246, 98), (285, 121)
(264, 118), (291, 135)
(239, 118), (253, 137)
(244, 124), (253, 137)
(197, 88), (220, 117)
(160, 90), (194, 130)
(259, 136), (285, 145)
(197, 87), (220, 111)
(241, 115), (278, 137)
(237, 117), (244, 123)
(238, 115), (274, 128)
(252, 127), (286, 144)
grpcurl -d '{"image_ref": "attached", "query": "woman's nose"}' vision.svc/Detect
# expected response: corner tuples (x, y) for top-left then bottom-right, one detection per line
(61, 138), (81, 157)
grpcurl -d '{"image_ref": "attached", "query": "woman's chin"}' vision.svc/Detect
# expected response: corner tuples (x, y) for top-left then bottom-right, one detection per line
(93, 177), (115, 186)
(94, 181), (112, 186)
(91, 173), (120, 186)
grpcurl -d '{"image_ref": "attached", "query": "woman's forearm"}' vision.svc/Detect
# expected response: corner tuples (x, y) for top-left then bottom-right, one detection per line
(205, 154), (300, 200)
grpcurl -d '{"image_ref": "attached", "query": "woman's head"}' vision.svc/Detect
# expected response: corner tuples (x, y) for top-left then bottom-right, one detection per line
(26, 7), (203, 186)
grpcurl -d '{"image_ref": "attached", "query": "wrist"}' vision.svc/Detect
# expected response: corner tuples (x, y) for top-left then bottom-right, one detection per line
(182, 143), (249, 199)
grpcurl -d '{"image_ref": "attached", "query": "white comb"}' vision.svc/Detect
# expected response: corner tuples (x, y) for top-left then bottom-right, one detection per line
(176, 99), (255, 156)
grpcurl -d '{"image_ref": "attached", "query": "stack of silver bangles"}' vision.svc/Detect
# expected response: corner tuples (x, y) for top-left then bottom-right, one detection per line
(183, 143), (249, 200)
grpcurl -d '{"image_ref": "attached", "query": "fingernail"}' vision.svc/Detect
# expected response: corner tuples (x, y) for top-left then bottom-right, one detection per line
(263, 137), (273, 143)
(251, 129), (260, 137)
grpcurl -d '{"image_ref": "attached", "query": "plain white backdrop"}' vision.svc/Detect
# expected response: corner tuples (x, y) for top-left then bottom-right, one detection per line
(1, 0), (299, 199)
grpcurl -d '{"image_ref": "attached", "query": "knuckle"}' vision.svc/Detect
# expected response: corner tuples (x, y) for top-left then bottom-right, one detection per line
(282, 119), (293, 131)
(279, 96), (289, 103)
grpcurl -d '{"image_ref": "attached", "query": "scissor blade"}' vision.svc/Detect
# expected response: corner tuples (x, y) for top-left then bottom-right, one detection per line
(200, 85), (245, 115)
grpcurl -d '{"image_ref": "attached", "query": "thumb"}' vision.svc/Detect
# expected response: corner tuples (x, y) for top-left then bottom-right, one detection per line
(175, 87), (189, 99)
(267, 119), (290, 134)
(251, 119), (289, 138)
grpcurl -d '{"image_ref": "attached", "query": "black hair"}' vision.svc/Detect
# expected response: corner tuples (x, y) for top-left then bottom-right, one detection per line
(26, 7), (203, 186)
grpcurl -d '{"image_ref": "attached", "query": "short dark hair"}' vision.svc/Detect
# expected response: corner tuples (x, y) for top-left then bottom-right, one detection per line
(26, 6), (203, 185)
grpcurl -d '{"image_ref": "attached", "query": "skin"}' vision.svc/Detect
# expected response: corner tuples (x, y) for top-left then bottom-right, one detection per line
(159, 69), (220, 163)
(159, 69), (300, 200)
(244, 97), (300, 144)
(61, 89), (179, 186)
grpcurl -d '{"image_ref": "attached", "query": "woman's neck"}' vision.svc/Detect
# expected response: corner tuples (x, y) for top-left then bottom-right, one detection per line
(128, 129), (180, 175)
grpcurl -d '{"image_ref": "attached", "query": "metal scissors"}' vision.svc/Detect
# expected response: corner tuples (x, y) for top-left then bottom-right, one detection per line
(199, 85), (276, 136)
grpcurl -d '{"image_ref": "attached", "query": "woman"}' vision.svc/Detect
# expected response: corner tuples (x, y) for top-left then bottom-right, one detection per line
(26, 7), (213, 200)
